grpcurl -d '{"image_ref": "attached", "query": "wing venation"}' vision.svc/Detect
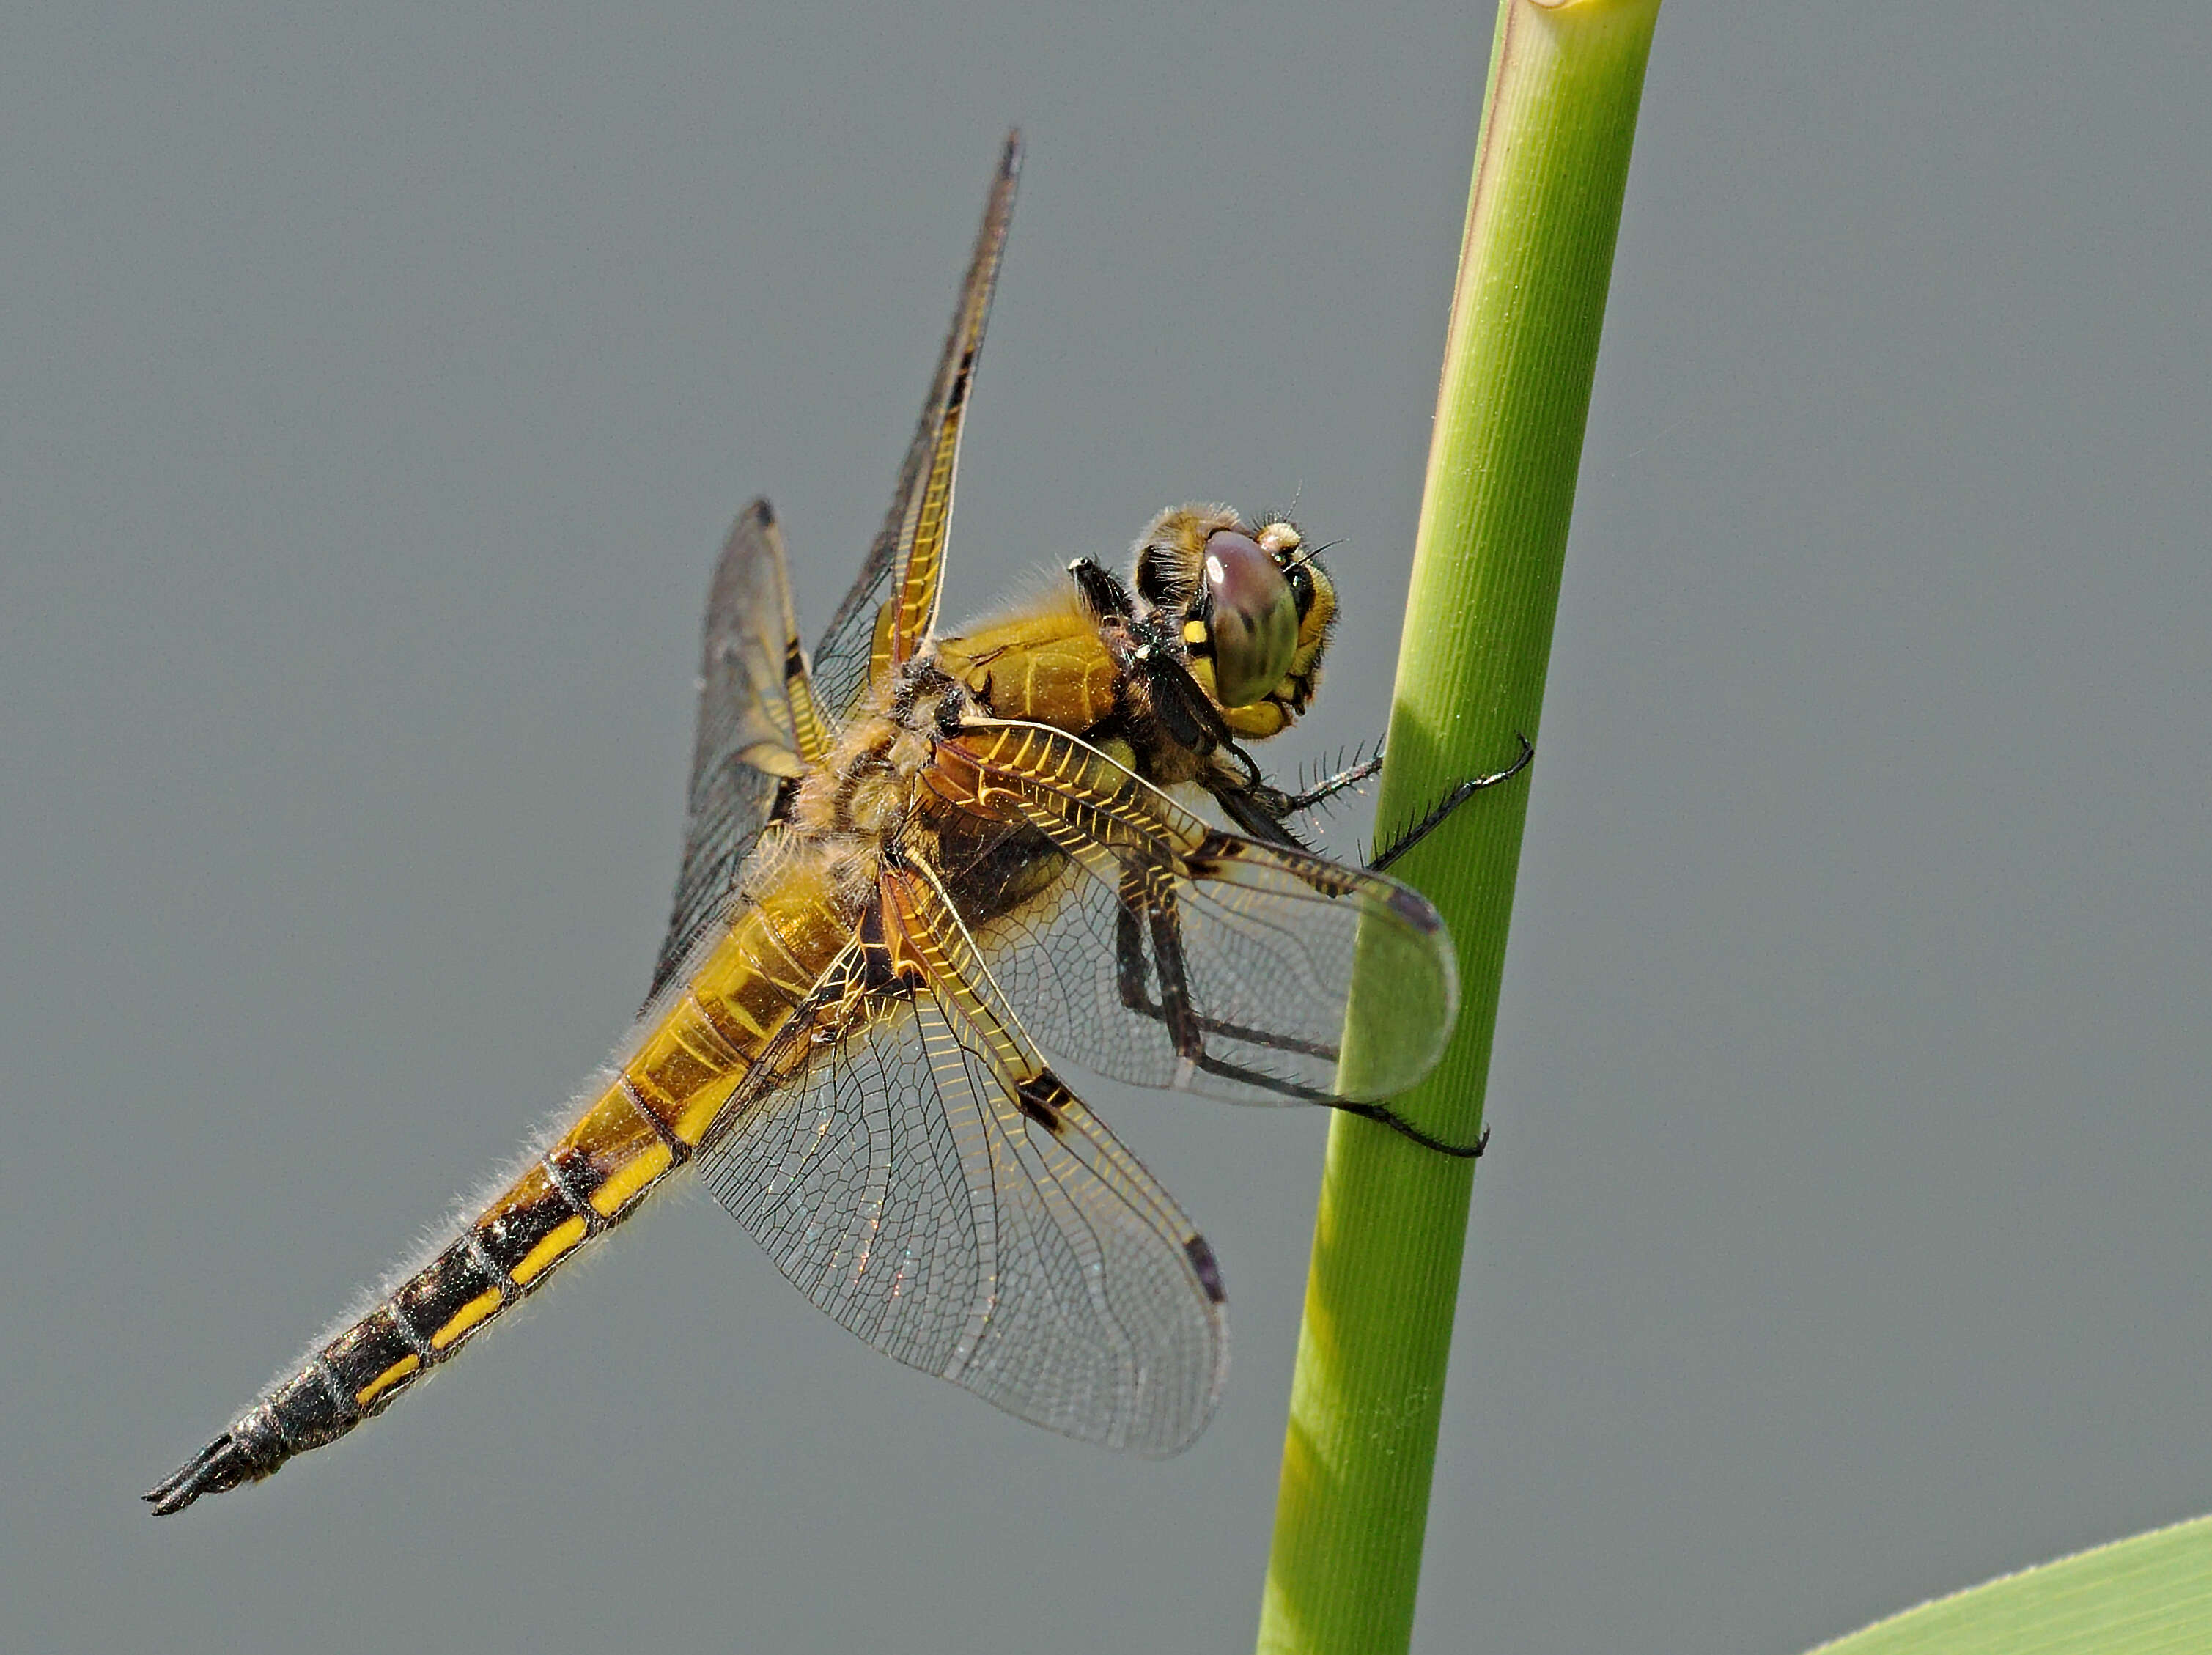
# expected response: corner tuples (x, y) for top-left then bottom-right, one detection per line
(691, 859), (1227, 1456)
(650, 500), (824, 1003)
(933, 720), (1460, 1105)
(811, 130), (1022, 724)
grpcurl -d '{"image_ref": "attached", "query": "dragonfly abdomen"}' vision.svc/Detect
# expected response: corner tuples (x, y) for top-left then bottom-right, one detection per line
(148, 882), (849, 1513)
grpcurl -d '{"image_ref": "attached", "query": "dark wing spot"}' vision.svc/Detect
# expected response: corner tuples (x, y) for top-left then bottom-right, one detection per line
(1185, 830), (1247, 882)
(1184, 1236), (1226, 1305)
(855, 925), (907, 995)
(1385, 884), (1444, 931)
(1014, 1072), (1072, 1136)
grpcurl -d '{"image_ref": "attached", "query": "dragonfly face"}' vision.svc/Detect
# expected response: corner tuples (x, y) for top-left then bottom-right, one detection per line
(1134, 506), (1337, 734)
(147, 131), (1463, 1515)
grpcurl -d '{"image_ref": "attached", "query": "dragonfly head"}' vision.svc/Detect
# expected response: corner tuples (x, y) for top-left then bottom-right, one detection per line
(1132, 504), (1338, 740)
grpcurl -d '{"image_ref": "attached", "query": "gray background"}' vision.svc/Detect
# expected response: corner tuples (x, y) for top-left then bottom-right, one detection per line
(5, 4), (2207, 1652)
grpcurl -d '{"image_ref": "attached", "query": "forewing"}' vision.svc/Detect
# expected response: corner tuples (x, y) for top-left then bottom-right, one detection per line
(811, 132), (1020, 725)
(693, 874), (1227, 1456)
(649, 501), (827, 1003)
(935, 721), (1459, 1105)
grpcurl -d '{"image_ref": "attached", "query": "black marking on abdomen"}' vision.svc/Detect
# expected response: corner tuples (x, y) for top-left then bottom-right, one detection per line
(311, 1355), (355, 1424)
(620, 1075), (695, 1167)
(151, 1199), (547, 1512)
(394, 1238), (509, 1356)
(270, 1360), (355, 1454)
(321, 1308), (424, 1416)
(386, 1286), (435, 1364)
(477, 1179), (584, 1287)
(542, 1147), (611, 1238)
(463, 1228), (522, 1308)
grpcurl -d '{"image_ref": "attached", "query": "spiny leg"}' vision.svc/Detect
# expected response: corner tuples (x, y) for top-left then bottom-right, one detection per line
(1111, 867), (1339, 1095)
(1110, 849), (1491, 1156)
(1331, 1105), (1490, 1160)
(1143, 888), (1204, 1062)
(1198, 740), (1378, 850)
(1369, 733), (1535, 872)
(968, 720), (1492, 1152)
(1107, 833), (1491, 1153)
(1217, 779), (1310, 849)
(1324, 732), (1533, 1155)
(1280, 744), (1387, 820)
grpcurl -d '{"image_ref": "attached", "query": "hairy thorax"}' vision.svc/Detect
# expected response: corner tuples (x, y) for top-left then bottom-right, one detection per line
(781, 599), (1145, 924)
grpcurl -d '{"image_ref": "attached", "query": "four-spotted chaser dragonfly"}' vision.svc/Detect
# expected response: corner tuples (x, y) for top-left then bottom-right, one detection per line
(150, 133), (1525, 1514)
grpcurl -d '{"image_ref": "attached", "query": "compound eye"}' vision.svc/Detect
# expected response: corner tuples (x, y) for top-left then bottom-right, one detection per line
(1201, 529), (1298, 707)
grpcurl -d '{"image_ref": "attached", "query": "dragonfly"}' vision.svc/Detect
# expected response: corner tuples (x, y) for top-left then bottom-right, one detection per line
(148, 133), (1529, 1514)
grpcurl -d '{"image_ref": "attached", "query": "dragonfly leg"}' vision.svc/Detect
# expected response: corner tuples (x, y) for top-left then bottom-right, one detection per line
(1107, 855), (1489, 1156)
(1330, 1105), (1489, 1160)
(1215, 778), (1311, 849)
(1368, 733), (1535, 872)
(1115, 875), (1212, 1072)
(1145, 899), (1205, 1061)
(1215, 738), (1382, 849)
(1280, 742), (1386, 819)
(1112, 871), (1339, 1096)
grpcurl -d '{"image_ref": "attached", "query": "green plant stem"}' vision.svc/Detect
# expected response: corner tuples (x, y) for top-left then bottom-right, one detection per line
(1256, 4), (1661, 1651)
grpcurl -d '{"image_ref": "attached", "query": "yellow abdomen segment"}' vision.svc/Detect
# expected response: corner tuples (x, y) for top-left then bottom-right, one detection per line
(301, 868), (850, 1430)
(482, 870), (847, 1275)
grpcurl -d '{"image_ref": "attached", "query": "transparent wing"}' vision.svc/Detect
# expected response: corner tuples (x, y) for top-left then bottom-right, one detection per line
(931, 720), (1459, 1105)
(649, 501), (829, 1003)
(693, 863), (1227, 1456)
(811, 131), (1020, 726)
